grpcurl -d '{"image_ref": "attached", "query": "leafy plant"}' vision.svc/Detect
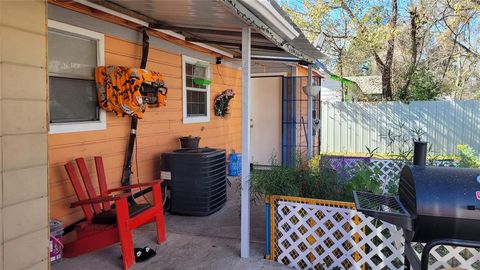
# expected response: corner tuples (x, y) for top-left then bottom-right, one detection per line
(250, 165), (300, 199)
(365, 146), (379, 158)
(456, 144), (480, 168)
(385, 178), (400, 195)
(250, 154), (385, 203)
(299, 164), (346, 201)
(382, 122), (427, 160)
(343, 162), (382, 201)
(308, 155), (321, 173)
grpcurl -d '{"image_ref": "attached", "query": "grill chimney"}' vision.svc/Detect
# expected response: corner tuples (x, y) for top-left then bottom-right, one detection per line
(413, 141), (427, 166)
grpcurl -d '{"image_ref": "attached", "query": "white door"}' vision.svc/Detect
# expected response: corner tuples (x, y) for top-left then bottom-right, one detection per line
(251, 77), (282, 165)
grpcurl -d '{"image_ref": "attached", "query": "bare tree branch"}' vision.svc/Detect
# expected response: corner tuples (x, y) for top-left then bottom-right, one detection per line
(452, 39), (479, 58)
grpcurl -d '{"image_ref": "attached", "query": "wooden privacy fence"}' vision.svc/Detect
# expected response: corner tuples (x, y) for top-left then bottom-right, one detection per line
(320, 100), (480, 155)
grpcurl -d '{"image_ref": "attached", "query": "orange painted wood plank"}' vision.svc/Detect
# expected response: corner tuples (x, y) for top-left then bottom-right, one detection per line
(49, 30), (242, 225)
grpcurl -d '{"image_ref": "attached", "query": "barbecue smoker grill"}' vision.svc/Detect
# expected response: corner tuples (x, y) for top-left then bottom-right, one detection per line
(354, 143), (480, 270)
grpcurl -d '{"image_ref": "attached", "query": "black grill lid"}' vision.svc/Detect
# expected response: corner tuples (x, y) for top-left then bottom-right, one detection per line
(353, 191), (413, 231)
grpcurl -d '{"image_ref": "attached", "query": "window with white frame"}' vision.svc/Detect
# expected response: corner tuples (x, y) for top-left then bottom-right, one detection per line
(182, 55), (210, 123)
(47, 20), (106, 134)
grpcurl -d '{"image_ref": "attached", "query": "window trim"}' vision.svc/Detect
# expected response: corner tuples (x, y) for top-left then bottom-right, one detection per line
(182, 55), (211, 124)
(48, 20), (106, 134)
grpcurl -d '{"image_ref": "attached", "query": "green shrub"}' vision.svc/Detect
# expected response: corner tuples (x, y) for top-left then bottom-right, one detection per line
(457, 144), (480, 168)
(307, 155), (321, 172)
(343, 162), (382, 201)
(250, 165), (300, 198)
(397, 67), (441, 101)
(250, 156), (382, 202)
(299, 164), (347, 201)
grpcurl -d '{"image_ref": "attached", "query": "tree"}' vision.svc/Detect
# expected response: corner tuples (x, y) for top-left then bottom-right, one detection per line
(399, 5), (427, 94)
(284, 0), (399, 99)
(398, 67), (441, 101)
(284, 0), (353, 99)
(283, 0), (480, 101)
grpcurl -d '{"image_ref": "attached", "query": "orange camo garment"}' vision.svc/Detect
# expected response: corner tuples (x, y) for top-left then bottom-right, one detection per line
(95, 66), (167, 119)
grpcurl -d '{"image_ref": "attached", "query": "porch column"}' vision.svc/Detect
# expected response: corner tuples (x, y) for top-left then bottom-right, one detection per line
(307, 64), (313, 159)
(241, 26), (251, 258)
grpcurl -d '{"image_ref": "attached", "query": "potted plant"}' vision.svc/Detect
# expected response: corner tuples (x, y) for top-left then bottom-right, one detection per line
(179, 135), (201, 148)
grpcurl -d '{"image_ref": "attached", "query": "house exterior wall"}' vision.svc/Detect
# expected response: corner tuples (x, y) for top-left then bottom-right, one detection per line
(47, 6), (242, 227)
(0, 1), (50, 269)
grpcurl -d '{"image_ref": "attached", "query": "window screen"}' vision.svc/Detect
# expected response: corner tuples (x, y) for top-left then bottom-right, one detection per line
(185, 62), (208, 117)
(48, 28), (99, 123)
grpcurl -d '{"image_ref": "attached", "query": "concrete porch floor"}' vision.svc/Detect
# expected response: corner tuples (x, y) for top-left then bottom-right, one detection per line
(53, 178), (290, 270)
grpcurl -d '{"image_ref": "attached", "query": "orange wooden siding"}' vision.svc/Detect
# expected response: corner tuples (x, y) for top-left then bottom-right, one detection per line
(48, 35), (242, 226)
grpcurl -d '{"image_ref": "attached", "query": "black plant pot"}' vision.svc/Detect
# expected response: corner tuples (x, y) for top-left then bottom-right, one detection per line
(179, 136), (200, 148)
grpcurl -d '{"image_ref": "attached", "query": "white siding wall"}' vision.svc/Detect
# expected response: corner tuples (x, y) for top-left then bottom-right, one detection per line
(321, 100), (480, 155)
(0, 1), (49, 269)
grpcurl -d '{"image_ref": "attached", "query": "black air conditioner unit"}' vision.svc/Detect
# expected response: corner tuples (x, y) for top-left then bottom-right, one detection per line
(161, 148), (227, 216)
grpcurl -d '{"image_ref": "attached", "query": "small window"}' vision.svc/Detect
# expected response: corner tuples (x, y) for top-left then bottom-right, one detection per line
(47, 20), (106, 134)
(182, 56), (210, 123)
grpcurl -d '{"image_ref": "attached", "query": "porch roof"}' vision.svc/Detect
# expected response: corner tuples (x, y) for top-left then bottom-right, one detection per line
(82, 0), (326, 64)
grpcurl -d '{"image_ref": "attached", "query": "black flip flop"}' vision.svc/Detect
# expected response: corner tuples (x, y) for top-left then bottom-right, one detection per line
(142, 246), (156, 259)
(134, 247), (151, 263)
(120, 247), (157, 262)
(121, 248), (153, 263)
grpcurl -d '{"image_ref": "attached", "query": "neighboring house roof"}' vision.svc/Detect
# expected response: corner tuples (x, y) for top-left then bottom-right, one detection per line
(345, 76), (383, 95)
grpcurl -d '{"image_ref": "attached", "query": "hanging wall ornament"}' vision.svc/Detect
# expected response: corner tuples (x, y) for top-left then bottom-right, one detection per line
(214, 89), (235, 117)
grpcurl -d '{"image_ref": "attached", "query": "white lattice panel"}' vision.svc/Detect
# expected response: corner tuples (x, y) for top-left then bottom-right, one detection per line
(369, 159), (405, 191)
(411, 243), (480, 270)
(273, 200), (480, 270)
(324, 157), (371, 172)
(369, 159), (458, 192)
(274, 201), (404, 270)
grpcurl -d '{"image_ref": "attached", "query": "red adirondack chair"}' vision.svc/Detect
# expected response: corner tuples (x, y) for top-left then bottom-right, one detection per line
(63, 156), (166, 269)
